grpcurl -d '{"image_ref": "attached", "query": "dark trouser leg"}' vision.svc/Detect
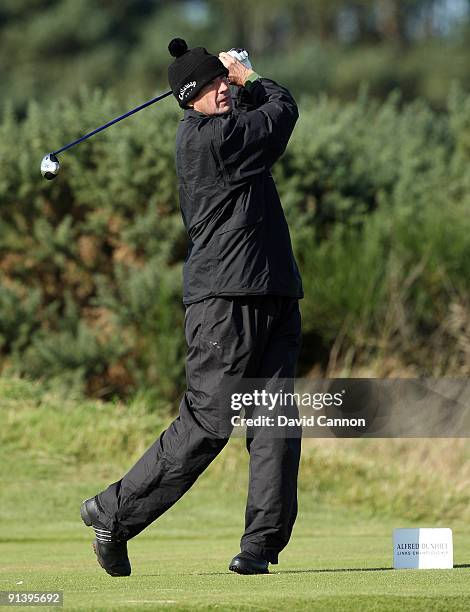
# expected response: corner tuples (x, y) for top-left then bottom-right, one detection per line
(241, 298), (302, 564)
(96, 297), (234, 540)
(241, 436), (301, 564)
(96, 392), (229, 540)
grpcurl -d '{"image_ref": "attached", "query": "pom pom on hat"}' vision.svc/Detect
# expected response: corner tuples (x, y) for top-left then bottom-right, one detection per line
(168, 38), (188, 58)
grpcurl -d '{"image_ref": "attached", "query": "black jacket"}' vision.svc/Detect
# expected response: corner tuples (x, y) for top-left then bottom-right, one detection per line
(175, 77), (303, 304)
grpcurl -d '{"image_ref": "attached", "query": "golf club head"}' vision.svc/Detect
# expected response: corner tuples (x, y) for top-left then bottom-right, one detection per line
(41, 153), (60, 180)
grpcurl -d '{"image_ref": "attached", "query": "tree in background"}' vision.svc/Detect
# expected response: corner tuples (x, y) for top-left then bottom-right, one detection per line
(1, 0), (469, 112)
(209, 0), (469, 47)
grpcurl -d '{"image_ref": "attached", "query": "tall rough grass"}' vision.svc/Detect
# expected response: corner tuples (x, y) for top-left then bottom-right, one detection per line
(1, 377), (468, 522)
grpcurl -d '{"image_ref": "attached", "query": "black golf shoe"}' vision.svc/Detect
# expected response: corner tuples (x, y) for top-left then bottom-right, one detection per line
(229, 551), (269, 575)
(80, 497), (131, 577)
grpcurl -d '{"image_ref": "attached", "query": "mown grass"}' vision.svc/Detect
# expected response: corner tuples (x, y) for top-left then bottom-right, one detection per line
(2, 448), (470, 612)
(1, 376), (470, 610)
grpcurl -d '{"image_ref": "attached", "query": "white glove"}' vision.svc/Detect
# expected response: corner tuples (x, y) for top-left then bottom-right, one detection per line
(227, 48), (253, 70)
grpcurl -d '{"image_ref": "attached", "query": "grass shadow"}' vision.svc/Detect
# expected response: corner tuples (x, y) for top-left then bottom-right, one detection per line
(274, 566), (394, 574)
(141, 566), (395, 577)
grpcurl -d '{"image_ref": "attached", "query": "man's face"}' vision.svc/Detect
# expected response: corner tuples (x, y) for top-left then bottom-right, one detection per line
(190, 76), (232, 116)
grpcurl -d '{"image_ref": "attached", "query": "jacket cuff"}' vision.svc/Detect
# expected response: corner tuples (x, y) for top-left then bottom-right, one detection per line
(244, 72), (262, 89)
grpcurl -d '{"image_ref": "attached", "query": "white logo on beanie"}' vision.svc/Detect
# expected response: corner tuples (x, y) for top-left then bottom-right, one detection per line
(179, 81), (197, 100)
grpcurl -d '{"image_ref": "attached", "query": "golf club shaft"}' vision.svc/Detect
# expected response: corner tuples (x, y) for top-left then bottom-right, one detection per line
(52, 90), (173, 156)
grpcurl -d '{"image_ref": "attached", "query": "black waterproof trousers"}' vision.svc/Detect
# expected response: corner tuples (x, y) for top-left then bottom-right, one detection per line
(96, 295), (302, 564)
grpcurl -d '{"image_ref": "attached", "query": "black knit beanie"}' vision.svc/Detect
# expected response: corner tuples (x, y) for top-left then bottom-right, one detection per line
(167, 38), (228, 108)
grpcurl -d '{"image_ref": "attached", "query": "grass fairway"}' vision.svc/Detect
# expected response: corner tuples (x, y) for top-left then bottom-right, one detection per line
(1, 378), (470, 610)
(2, 453), (470, 611)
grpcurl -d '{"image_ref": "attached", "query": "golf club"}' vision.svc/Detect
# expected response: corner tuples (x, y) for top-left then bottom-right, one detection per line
(40, 89), (172, 180)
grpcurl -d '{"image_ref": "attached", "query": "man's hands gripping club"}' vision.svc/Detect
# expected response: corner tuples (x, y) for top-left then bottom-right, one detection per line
(219, 50), (255, 88)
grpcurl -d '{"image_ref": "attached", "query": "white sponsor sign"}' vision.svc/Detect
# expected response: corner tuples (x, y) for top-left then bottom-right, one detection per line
(393, 528), (453, 569)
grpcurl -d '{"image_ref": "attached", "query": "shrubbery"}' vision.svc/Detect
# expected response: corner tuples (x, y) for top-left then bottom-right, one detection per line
(0, 86), (469, 401)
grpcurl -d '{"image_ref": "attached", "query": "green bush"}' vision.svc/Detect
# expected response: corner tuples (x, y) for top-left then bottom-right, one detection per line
(281, 86), (470, 374)
(0, 85), (469, 401)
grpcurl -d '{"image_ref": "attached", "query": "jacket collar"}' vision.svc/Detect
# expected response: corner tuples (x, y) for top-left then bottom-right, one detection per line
(184, 108), (209, 120)
(183, 108), (234, 120)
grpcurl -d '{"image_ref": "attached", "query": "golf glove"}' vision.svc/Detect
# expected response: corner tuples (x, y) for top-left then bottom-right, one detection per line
(227, 48), (253, 70)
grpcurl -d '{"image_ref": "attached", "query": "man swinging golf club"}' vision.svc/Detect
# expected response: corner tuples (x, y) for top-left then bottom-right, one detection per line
(81, 38), (303, 576)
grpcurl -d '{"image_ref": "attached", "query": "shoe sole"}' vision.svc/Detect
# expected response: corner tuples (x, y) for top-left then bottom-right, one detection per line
(229, 563), (269, 575)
